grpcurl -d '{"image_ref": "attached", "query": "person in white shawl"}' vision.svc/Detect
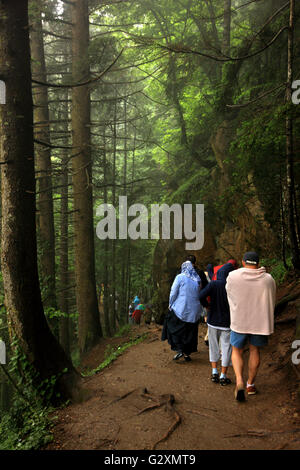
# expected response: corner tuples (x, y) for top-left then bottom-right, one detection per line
(226, 252), (276, 402)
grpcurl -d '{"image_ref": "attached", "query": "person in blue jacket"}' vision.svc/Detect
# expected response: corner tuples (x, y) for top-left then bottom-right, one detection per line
(133, 295), (140, 309)
(199, 263), (235, 385)
(162, 259), (204, 362)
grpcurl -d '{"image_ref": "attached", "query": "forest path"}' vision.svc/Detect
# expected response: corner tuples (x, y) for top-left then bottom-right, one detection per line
(47, 297), (300, 450)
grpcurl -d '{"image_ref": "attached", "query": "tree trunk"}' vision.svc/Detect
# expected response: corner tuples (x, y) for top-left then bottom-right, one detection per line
(0, 0), (80, 403)
(103, 126), (111, 337)
(59, 135), (70, 355)
(110, 98), (118, 333)
(71, 0), (103, 353)
(285, 0), (300, 269)
(59, 3), (72, 356)
(223, 0), (231, 56)
(30, 0), (56, 310)
(120, 98), (128, 325)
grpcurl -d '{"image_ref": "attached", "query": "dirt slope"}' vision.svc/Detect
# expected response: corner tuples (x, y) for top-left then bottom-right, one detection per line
(47, 297), (300, 451)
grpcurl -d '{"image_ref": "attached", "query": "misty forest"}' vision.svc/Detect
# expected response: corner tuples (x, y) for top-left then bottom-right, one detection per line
(0, 0), (300, 451)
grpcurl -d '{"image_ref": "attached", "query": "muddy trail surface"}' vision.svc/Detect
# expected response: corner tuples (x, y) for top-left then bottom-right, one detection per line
(47, 284), (300, 451)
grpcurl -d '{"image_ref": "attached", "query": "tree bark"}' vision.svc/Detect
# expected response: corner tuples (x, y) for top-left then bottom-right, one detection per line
(285, 0), (300, 269)
(103, 126), (111, 337)
(120, 98), (128, 324)
(223, 0), (231, 56)
(71, 0), (103, 354)
(30, 0), (56, 310)
(59, 128), (70, 355)
(0, 0), (80, 402)
(58, 3), (72, 356)
(110, 97), (118, 333)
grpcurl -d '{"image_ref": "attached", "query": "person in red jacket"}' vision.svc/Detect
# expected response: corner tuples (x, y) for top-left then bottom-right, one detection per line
(132, 303), (145, 324)
(207, 259), (238, 281)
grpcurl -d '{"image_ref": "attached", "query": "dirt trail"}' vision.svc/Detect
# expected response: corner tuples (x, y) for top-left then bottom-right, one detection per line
(47, 295), (300, 451)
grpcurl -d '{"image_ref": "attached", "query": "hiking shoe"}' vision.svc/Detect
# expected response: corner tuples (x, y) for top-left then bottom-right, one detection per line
(173, 352), (184, 361)
(246, 384), (257, 395)
(220, 377), (232, 386)
(234, 386), (246, 402)
(211, 373), (219, 383)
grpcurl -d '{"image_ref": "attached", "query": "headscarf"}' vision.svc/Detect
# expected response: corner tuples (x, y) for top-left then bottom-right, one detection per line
(181, 261), (201, 283)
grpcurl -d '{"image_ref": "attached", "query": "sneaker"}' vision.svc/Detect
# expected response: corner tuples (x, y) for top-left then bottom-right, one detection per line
(211, 373), (219, 383)
(173, 352), (184, 361)
(246, 384), (257, 395)
(184, 355), (191, 362)
(220, 377), (232, 386)
(234, 386), (245, 402)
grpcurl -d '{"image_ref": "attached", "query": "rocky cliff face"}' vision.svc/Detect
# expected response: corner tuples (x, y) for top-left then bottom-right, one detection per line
(151, 119), (278, 323)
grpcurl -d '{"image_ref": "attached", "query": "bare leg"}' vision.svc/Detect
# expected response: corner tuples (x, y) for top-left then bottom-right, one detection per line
(247, 344), (260, 385)
(231, 346), (244, 388)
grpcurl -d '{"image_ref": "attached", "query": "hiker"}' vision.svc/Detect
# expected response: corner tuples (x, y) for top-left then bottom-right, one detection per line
(133, 295), (140, 309)
(207, 259), (238, 281)
(199, 263), (235, 386)
(128, 303), (134, 324)
(162, 258), (204, 362)
(226, 251), (276, 402)
(132, 303), (145, 325)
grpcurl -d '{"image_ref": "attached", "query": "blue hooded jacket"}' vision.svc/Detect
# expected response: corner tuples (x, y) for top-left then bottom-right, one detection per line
(199, 263), (234, 328)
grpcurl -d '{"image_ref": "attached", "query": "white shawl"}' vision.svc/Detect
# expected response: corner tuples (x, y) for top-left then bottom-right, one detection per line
(226, 267), (276, 336)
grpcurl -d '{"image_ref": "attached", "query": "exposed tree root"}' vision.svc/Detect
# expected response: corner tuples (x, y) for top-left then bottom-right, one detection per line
(275, 291), (300, 315)
(140, 393), (181, 450)
(112, 388), (137, 403)
(185, 408), (246, 430)
(136, 390), (182, 449)
(224, 428), (300, 438)
(138, 403), (162, 415)
(151, 409), (181, 450)
(275, 317), (297, 325)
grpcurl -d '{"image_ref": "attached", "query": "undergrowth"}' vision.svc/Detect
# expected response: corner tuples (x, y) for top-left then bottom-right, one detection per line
(0, 325), (148, 449)
(82, 332), (148, 377)
(0, 394), (54, 450)
(0, 337), (65, 450)
(261, 257), (293, 285)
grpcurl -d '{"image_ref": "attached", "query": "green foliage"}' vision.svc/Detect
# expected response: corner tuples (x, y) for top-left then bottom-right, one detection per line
(44, 306), (78, 321)
(82, 333), (148, 377)
(0, 336), (71, 450)
(260, 258), (293, 285)
(113, 324), (132, 338)
(0, 397), (54, 450)
(8, 337), (68, 405)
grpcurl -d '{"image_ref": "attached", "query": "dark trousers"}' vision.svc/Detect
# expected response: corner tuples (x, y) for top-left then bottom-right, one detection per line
(162, 310), (199, 355)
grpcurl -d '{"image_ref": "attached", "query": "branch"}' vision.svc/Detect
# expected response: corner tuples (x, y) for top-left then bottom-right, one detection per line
(147, 26), (288, 62)
(42, 29), (71, 40)
(94, 177), (152, 189)
(34, 139), (74, 150)
(226, 83), (286, 108)
(32, 49), (124, 88)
